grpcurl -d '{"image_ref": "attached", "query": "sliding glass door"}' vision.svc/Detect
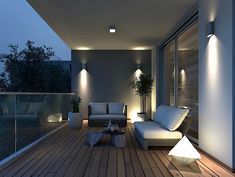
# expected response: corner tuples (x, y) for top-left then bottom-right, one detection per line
(161, 21), (198, 141)
(163, 42), (175, 106)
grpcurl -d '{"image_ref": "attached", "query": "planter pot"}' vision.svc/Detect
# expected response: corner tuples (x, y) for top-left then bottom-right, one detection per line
(68, 112), (83, 129)
(137, 112), (148, 121)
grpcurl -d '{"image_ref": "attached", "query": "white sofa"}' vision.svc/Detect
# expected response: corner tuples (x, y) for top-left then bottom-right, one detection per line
(88, 102), (127, 127)
(134, 105), (191, 149)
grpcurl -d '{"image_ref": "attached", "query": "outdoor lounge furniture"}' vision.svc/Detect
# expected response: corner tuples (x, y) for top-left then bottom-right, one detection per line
(88, 102), (127, 127)
(134, 105), (192, 150)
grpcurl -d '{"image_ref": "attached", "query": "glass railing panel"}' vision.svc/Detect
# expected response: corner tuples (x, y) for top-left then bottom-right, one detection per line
(16, 94), (47, 151)
(0, 94), (15, 161)
(0, 93), (75, 161)
(44, 94), (64, 134)
(15, 93), (74, 152)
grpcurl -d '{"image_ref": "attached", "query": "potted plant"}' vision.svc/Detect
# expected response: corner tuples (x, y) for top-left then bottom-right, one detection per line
(130, 73), (153, 120)
(68, 95), (83, 129)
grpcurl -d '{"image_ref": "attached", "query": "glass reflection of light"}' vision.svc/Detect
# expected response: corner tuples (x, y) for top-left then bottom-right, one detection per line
(180, 69), (186, 83)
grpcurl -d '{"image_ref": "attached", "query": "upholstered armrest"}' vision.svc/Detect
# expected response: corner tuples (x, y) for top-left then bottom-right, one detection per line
(88, 104), (92, 118)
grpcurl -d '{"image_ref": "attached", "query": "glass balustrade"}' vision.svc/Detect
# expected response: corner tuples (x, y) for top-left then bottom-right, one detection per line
(0, 93), (74, 162)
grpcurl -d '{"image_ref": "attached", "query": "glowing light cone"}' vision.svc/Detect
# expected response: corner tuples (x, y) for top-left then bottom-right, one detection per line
(168, 136), (201, 165)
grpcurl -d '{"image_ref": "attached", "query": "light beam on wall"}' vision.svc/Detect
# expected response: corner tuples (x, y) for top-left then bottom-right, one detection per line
(207, 35), (218, 86)
(80, 69), (88, 92)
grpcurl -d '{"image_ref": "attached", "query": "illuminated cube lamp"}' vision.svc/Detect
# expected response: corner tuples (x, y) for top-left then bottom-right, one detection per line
(168, 136), (201, 165)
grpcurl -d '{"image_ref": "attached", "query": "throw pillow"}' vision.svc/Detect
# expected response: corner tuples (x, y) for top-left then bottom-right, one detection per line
(108, 103), (124, 115)
(90, 103), (107, 115)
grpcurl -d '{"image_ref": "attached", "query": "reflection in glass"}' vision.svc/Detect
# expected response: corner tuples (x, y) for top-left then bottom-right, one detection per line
(163, 42), (175, 106)
(177, 23), (198, 140)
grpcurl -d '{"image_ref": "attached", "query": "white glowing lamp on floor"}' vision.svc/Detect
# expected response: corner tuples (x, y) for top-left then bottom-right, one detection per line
(168, 136), (201, 165)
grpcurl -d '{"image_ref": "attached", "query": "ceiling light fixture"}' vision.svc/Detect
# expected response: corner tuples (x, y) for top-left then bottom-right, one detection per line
(109, 25), (116, 33)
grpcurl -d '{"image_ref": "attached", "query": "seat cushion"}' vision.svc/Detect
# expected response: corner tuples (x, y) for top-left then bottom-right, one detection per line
(159, 106), (189, 131)
(134, 121), (182, 139)
(108, 102), (124, 115)
(89, 114), (127, 120)
(90, 103), (107, 115)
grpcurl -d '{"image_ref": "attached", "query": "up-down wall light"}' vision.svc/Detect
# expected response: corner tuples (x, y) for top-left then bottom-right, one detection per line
(82, 64), (86, 70)
(109, 25), (116, 33)
(207, 21), (214, 38)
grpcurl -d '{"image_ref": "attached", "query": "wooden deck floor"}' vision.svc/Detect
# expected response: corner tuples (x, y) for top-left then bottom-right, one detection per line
(0, 121), (234, 177)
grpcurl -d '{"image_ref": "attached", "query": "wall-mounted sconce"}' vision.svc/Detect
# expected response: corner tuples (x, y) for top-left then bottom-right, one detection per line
(109, 25), (116, 33)
(207, 21), (214, 38)
(137, 64), (141, 70)
(82, 64), (86, 70)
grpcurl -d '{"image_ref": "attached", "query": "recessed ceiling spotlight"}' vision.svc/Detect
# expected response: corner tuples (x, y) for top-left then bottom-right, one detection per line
(77, 47), (90, 50)
(132, 47), (147, 50)
(109, 25), (116, 33)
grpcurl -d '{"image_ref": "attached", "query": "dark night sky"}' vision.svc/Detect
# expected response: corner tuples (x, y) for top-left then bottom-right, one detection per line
(0, 0), (70, 62)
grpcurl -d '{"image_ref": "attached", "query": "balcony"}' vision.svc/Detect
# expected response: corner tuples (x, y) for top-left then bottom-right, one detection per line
(0, 120), (233, 177)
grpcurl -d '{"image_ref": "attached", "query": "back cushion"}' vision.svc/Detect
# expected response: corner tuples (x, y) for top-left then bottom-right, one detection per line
(154, 105), (170, 123)
(90, 103), (107, 115)
(159, 106), (189, 131)
(108, 103), (124, 115)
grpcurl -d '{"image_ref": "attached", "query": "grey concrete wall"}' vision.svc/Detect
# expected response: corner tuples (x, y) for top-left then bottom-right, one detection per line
(199, 0), (233, 168)
(71, 50), (151, 120)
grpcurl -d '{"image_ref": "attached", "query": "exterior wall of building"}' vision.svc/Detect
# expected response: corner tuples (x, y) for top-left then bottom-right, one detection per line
(198, 0), (234, 168)
(71, 50), (151, 119)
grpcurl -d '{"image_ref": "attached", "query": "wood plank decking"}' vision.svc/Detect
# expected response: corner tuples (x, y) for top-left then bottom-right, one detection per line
(0, 121), (234, 177)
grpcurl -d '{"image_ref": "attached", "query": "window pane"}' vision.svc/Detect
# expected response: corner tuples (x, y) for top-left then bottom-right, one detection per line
(177, 22), (198, 140)
(163, 42), (175, 106)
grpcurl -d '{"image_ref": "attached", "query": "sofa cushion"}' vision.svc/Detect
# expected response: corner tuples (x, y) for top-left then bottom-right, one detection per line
(26, 103), (44, 115)
(89, 115), (126, 120)
(134, 121), (182, 139)
(154, 105), (170, 123)
(90, 103), (107, 115)
(108, 102), (124, 115)
(159, 106), (189, 131)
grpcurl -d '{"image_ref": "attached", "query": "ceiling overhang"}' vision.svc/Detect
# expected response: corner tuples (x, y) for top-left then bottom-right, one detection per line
(27, 0), (197, 50)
